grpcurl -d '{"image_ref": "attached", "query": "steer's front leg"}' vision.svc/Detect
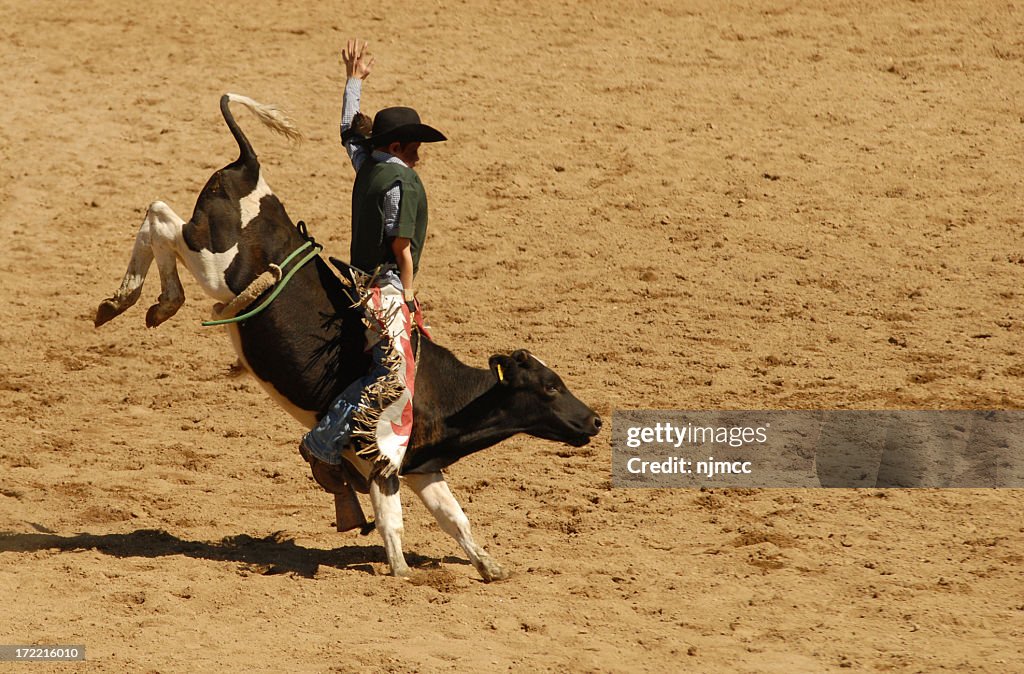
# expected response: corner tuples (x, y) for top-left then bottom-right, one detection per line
(404, 472), (510, 582)
(369, 474), (410, 577)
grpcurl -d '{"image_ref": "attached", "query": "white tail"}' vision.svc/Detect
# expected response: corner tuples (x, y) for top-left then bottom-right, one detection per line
(225, 92), (302, 142)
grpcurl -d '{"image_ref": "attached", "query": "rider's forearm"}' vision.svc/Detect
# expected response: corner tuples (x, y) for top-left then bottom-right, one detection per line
(391, 238), (415, 294)
(339, 78), (366, 170)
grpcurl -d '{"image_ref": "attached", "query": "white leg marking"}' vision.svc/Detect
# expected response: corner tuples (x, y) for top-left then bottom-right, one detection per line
(147, 215), (186, 327)
(404, 472), (510, 582)
(96, 201), (170, 325)
(106, 216), (155, 306)
(103, 201), (188, 327)
(369, 474), (409, 577)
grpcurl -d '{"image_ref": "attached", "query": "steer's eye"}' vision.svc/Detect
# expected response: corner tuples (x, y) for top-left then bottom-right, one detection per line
(544, 383), (559, 395)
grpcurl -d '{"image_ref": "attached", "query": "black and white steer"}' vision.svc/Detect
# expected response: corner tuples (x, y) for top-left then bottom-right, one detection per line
(95, 94), (602, 581)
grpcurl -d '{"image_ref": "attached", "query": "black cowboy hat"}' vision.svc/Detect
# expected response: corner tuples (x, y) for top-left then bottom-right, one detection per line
(367, 106), (446, 148)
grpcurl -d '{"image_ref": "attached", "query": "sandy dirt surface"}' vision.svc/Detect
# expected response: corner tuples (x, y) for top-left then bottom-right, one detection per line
(2, 0), (1022, 671)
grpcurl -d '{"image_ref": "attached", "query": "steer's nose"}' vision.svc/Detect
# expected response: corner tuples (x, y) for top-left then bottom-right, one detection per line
(590, 414), (603, 434)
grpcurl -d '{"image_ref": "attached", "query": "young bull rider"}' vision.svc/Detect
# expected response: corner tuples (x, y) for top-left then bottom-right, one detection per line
(299, 39), (446, 523)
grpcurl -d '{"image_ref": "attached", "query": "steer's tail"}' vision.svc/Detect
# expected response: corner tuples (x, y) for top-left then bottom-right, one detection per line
(220, 93), (301, 163)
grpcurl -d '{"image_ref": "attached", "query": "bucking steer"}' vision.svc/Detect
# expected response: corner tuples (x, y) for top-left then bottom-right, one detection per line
(94, 93), (602, 581)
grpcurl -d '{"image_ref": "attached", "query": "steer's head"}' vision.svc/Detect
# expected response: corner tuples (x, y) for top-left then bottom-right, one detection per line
(488, 349), (602, 447)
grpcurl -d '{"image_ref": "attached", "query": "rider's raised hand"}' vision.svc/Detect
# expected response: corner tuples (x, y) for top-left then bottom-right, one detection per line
(342, 39), (375, 80)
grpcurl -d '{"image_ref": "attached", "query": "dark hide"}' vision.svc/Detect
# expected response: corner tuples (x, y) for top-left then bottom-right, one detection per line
(405, 345), (602, 473)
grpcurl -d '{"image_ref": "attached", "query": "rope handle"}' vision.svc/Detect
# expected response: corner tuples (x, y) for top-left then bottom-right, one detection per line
(201, 241), (321, 327)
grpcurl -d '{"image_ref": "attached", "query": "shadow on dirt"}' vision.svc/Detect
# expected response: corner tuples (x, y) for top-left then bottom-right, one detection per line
(0, 528), (466, 578)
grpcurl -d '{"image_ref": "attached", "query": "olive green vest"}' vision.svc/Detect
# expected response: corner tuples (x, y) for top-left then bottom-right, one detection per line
(350, 160), (428, 275)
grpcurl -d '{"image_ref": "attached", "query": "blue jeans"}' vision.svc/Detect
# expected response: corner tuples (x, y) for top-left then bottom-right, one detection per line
(300, 345), (393, 465)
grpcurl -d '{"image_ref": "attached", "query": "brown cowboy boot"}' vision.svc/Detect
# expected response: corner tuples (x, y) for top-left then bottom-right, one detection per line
(299, 444), (374, 534)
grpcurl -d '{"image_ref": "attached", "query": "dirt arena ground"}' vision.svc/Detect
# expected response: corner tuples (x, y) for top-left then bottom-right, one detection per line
(1, 1), (1022, 671)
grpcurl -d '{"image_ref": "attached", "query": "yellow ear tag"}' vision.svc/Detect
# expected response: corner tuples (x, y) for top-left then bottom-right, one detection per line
(496, 364), (504, 382)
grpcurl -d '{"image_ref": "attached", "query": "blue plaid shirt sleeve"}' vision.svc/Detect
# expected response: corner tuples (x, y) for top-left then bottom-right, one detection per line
(340, 79), (368, 172)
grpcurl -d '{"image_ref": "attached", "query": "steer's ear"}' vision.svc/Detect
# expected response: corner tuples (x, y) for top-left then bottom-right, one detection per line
(489, 354), (517, 386)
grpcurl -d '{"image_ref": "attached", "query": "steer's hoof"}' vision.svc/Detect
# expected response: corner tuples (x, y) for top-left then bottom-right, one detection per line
(478, 560), (511, 583)
(390, 564), (413, 579)
(94, 300), (122, 328)
(146, 298), (183, 328)
(145, 303), (167, 328)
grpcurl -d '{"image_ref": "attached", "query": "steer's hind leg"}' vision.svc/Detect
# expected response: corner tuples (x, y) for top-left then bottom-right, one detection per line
(145, 236), (186, 327)
(95, 201), (187, 327)
(369, 473), (410, 577)
(144, 203), (187, 327)
(405, 472), (510, 582)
